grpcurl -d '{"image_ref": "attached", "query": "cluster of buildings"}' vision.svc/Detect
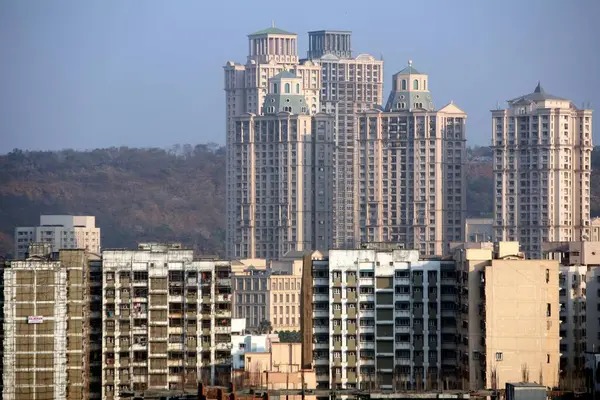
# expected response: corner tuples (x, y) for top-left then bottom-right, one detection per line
(0, 25), (597, 400)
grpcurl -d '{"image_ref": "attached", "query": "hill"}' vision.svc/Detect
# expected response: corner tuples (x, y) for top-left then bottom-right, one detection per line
(0, 145), (598, 258)
(0, 145), (226, 258)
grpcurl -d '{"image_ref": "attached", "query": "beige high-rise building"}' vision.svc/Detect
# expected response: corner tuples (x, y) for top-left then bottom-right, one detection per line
(2, 246), (96, 400)
(229, 69), (334, 260)
(491, 83), (594, 259)
(14, 215), (101, 260)
(306, 30), (384, 249)
(101, 243), (232, 399)
(356, 62), (467, 256)
(454, 242), (560, 390)
(224, 26), (323, 259)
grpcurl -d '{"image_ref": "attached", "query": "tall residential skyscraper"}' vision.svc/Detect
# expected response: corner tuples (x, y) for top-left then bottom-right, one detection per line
(224, 26), (323, 259)
(14, 215), (101, 260)
(356, 62), (467, 256)
(307, 30), (384, 249)
(491, 83), (594, 259)
(230, 72), (334, 259)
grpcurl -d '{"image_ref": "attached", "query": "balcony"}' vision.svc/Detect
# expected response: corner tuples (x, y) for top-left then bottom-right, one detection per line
(215, 342), (232, 351)
(214, 326), (231, 334)
(217, 278), (231, 287)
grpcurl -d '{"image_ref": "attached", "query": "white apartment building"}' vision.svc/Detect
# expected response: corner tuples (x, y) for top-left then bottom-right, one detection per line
(306, 30), (384, 249)
(311, 246), (459, 391)
(544, 241), (600, 391)
(491, 83), (594, 259)
(224, 26), (322, 259)
(229, 70), (334, 260)
(101, 243), (232, 399)
(14, 215), (101, 259)
(355, 62), (467, 256)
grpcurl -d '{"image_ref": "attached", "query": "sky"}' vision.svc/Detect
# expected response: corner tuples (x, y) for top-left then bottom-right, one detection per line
(0, 0), (599, 153)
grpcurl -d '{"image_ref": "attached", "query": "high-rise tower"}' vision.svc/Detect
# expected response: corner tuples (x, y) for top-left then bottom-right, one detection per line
(224, 26), (322, 259)
(491, 83), (593, 259)
(306, 30), (384, 249)
(355, 62), (467, 256)
(230, 72), (334, 260)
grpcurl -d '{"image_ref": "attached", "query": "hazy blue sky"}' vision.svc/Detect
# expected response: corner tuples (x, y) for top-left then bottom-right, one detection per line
(1, 0), (598, 153)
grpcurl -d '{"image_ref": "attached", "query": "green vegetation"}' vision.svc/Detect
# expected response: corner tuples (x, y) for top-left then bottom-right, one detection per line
(0, 145), (597, 258)
(277, 330), (301, 343)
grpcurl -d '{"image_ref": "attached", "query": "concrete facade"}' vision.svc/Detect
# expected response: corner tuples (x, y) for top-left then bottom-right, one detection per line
(100, 243), (232, 399)
(2, 247), (95, 400)
(544, 241), (600, 390)
(306, 30), (384, 250)
(455, 242), (560, 390)
(232, 251), (322, 332)
(356, 63), (467, 256)
(310, 248), (459, 391)
(14, 215), (101, 260)
(491, 84), (594, 259)
(465, 218), (494, 243)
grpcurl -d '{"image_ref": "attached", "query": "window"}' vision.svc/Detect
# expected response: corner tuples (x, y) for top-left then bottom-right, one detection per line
(547, 303), (551, 317)
(495, 352), (503, 361)
(413, 79), (419, 90)
(547, 354), (550, 364)
(546, 269), (550, 283)
(296, 83), (300, 93)
(285, 83), (290, 93)
(273, 83), (278, 94)
(401, 79), (407, 90)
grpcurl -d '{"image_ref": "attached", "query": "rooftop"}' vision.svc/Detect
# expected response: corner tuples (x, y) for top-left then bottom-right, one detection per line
(508, 82), (567, 103)
(249, 27), (296, 36)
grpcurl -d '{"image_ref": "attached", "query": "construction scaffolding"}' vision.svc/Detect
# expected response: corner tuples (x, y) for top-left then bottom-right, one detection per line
(1, 246), (95, 400)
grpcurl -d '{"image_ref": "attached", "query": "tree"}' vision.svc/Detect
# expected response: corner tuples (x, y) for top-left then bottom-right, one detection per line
(278, 330), (301, 343)
(257, 320), (272, 334)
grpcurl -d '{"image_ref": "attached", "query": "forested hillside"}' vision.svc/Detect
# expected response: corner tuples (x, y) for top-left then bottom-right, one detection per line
(0, 145), (598, 258)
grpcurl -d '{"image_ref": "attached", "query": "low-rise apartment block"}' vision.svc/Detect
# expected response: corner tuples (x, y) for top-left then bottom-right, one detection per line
(233, 251), (323, 333)
(14, 215), (101, 260)
(455, 241), (560, 390)
(2, 246), (97, 400)
(310, 246), (459, 391)
(101, 243), (232, 399)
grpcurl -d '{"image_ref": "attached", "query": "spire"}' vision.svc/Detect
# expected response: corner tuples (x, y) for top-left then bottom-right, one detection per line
(272, 20), (275, 28)
(534, 81), (545, 94)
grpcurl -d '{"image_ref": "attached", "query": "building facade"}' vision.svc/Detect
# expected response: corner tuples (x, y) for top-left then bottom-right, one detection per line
(14, 215), (101, 260)
(465, 218), (493, 243)
(101, 243), (232, 399)
(356, 62), (467, 256)
(306, 30), (384, 249)
(311, 248), (459, 391)
(455, 242), (560, 390)
(544, 241), (600, 391)
(224, 26), (322, 259)
(491, 83), (594, 259)
(232, 251), (320, 332)
(2, 247), (96, 400)
(230, 70), (334, 260)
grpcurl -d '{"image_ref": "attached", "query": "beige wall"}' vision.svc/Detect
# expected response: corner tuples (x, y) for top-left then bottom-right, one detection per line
(269, 275), (301, 332)
(485, 259), (560, 389)
(241, 343), (316, 400)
